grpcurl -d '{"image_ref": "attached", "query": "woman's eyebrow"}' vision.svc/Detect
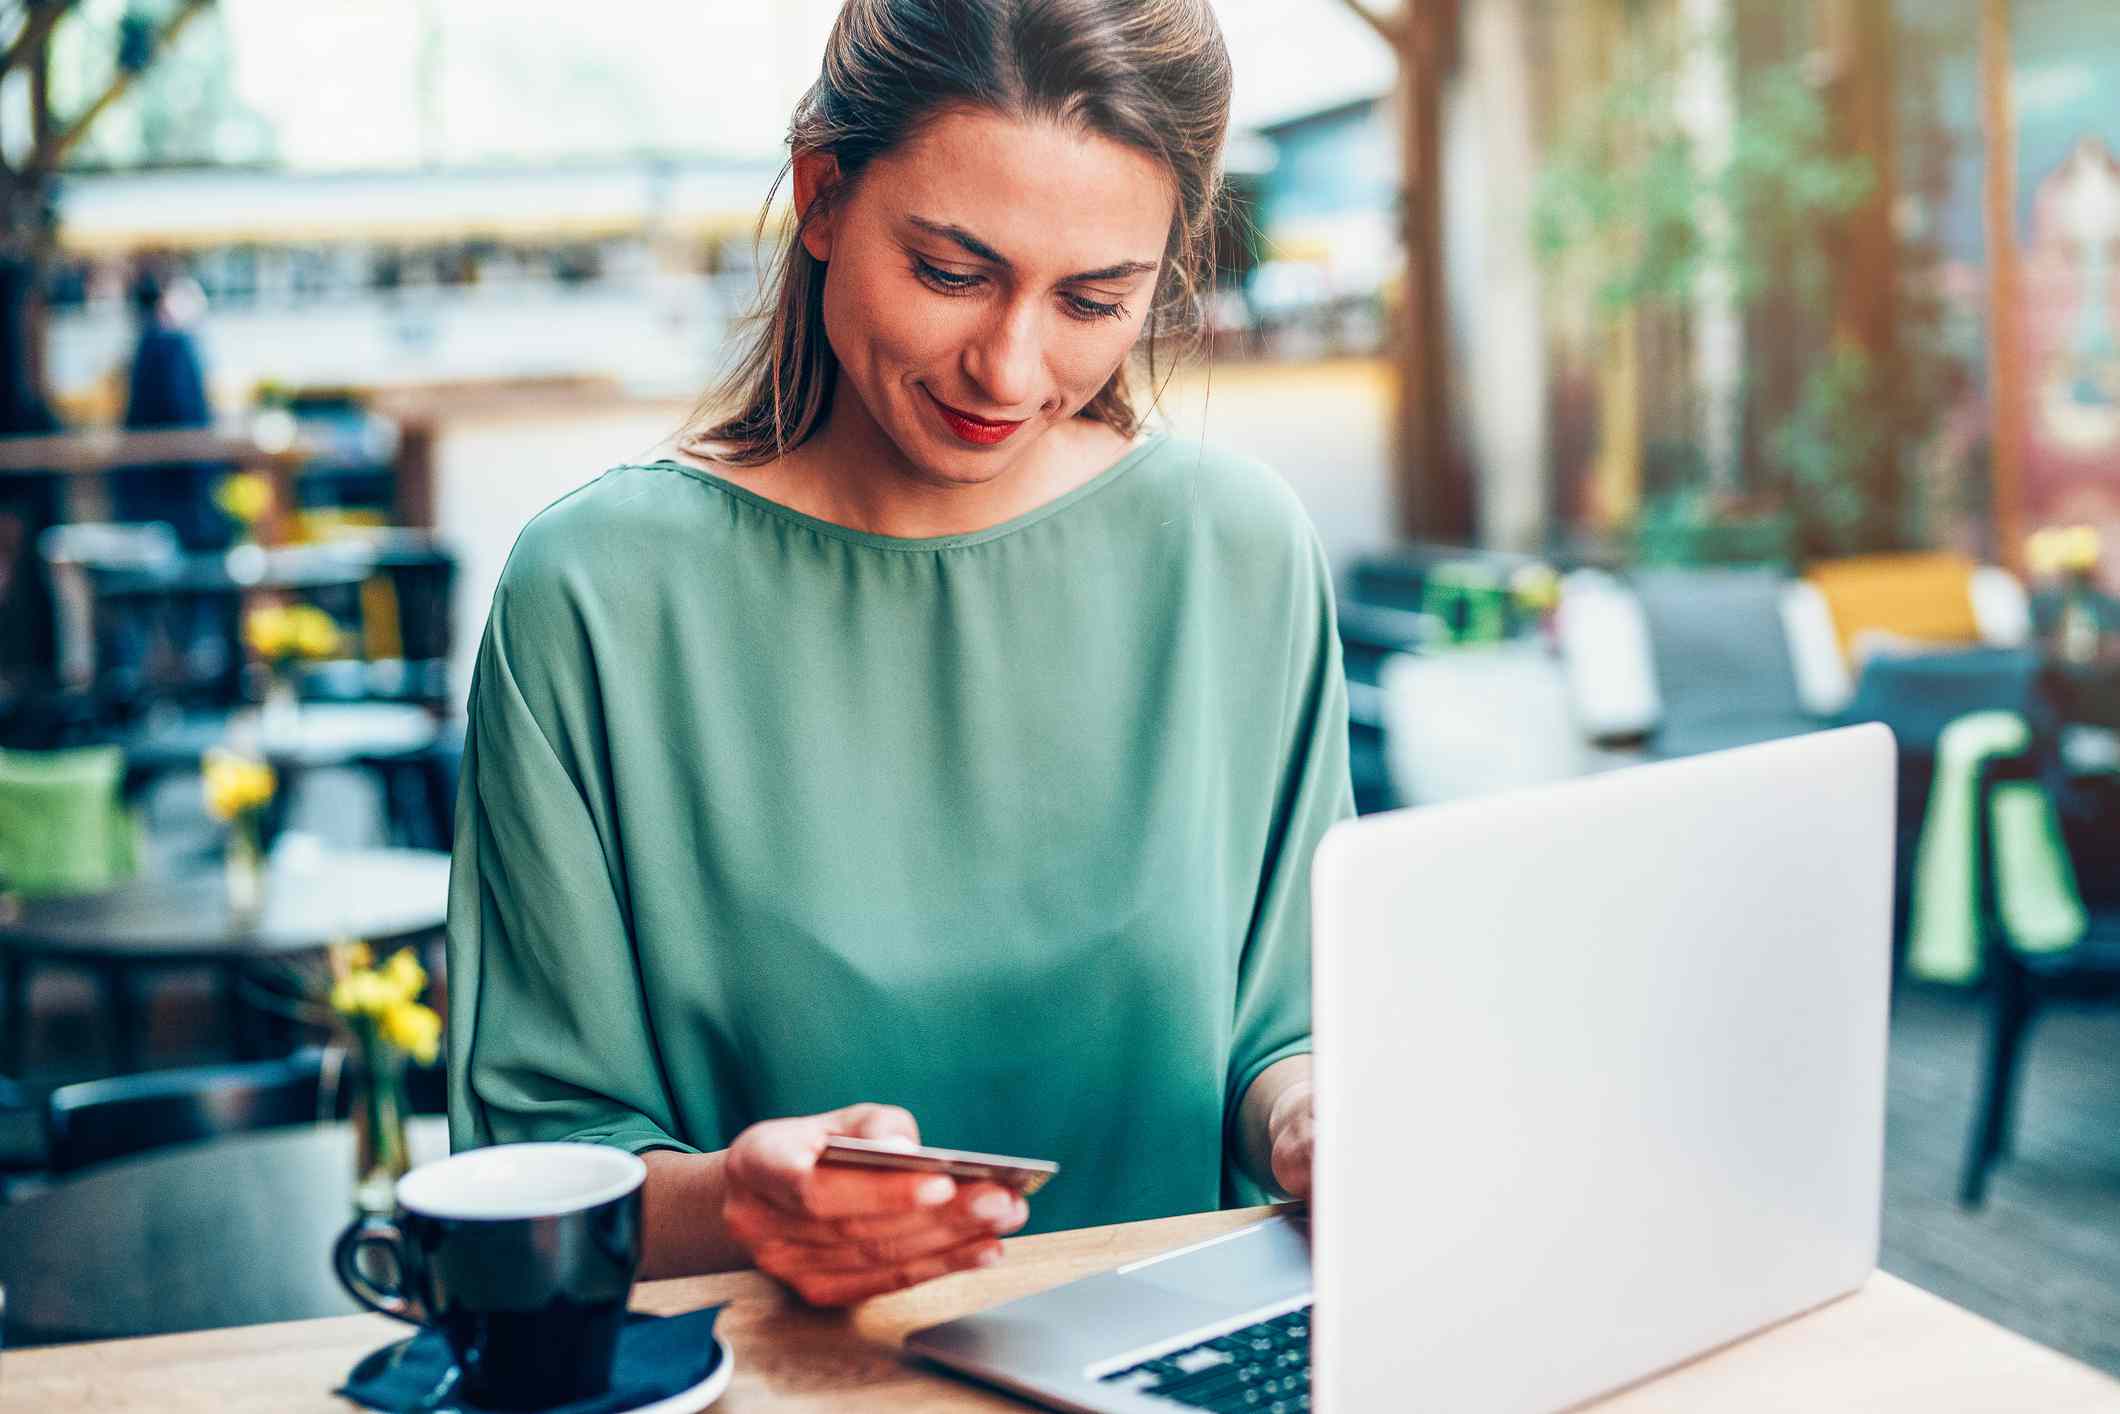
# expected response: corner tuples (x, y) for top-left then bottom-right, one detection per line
(906, 215), (1158, 282)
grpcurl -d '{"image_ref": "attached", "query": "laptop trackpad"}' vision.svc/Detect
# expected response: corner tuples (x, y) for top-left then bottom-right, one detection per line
(1123, 1215), (1313, 1310)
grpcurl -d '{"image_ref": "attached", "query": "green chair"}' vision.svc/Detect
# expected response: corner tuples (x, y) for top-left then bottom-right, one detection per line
(0, 746), (140, 1073)
(0, 746), (138, 899)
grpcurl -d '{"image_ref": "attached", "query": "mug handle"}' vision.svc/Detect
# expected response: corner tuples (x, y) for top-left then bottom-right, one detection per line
(333, 1214), (427, 1325)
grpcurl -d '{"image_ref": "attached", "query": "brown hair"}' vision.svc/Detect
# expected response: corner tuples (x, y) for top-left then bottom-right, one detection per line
(678, 0), (1233, 467)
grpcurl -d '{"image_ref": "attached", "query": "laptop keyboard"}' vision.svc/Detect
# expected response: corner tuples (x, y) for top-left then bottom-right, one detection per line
(1097, 1306), (1311, 1411)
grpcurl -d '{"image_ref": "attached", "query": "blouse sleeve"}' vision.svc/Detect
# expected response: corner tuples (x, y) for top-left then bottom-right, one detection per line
(1223, 526), (1356, 1202)
(445, 564), (698, 1158)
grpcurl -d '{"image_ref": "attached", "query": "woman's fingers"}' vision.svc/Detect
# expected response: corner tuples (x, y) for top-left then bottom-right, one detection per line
(726, 1183), (1026, 1253)
(782, 1233), (1007, 1308)
(830, 1103), (920, 1145)
(838, 1183), (1025, 1242)
(728, 1111), (951, 1218)
(796, 1163), (956, 1218)
(748, 1189), (1028, 1270)
(1269, 1082), (1316, 1200)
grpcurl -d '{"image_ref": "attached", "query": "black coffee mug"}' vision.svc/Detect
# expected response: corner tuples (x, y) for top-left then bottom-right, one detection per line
(334, 1142), (647, 1411)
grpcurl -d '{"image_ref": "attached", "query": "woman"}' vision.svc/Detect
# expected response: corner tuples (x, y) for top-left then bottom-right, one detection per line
(448, 0), (1352, 1308)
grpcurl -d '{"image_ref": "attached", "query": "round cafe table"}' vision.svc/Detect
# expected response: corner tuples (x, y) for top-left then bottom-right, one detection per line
(0, 1116), (449, 1346)
(118, 703), (451, 851)
(0, 847), (450, 1073)
(120, 702), (440, 778)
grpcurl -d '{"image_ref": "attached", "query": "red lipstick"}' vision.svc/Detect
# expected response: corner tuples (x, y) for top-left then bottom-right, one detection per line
(924, 388), (1026, 446)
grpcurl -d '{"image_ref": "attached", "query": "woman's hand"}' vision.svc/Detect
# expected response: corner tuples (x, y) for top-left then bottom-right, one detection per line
(1266, 1077), (1315, 1201)
(721, 1103), (1030, 1307)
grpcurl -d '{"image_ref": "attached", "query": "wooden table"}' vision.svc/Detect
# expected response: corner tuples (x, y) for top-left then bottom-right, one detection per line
(0, 1119), (451, 1345)
(5, 1206), (2115, 1412)
(0, 847), (449, 1070)
(0, 425), (315, 546)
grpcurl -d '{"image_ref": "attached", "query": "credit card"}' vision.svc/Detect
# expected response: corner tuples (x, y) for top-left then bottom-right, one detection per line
(819, 1135), (1058, 1196)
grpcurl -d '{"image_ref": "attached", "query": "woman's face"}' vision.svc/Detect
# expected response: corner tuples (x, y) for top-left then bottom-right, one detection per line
(797, 107), (1177, 486)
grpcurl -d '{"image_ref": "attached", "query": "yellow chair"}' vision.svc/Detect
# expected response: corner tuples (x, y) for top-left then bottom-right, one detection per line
(1804, 552), (2023, 662)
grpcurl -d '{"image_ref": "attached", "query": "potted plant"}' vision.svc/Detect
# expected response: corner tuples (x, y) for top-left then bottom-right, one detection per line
(327, 940), (443, 1213)
(243, 601), (342, 734)
(202, 747), (275, 918)
(2026, 523), (2106, 663)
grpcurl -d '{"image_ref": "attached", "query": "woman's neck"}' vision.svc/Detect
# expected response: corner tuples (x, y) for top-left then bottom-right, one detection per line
(677, 395), (1142, 540)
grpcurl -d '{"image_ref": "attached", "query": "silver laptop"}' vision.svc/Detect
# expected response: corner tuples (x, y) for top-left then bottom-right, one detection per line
(907, 725), (1894, 1413)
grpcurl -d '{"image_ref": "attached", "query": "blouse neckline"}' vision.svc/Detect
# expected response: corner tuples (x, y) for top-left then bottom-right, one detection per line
(641, 430), (1168, 553)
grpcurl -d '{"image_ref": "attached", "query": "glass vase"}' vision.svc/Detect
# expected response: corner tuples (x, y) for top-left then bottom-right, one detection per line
(261, 670), (301, 740)
(351, 1034), (413, 1215)
(224, 819), (264, 920)
(2060, 585), (2102, 665)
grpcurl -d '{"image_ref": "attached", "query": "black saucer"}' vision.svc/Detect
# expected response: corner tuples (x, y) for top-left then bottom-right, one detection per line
(338, 1306), (724, 1414)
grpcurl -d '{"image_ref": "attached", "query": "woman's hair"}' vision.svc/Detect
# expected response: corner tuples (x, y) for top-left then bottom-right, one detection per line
(679, 0), (1233, 466)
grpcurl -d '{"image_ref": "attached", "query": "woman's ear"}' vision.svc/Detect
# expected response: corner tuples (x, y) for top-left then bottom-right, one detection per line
(793, 151), (843, 262)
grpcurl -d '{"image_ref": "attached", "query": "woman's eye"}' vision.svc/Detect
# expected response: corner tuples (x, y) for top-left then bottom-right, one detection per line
(1064, 293), (1127, 322)
(913, 257), (981, 293)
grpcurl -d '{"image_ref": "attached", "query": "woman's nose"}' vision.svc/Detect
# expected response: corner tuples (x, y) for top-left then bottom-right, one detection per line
(961, 299), (1043, 411)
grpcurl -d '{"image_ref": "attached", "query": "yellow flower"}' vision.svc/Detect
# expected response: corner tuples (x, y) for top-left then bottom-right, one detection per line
(202, 750), (275, 821)
(330, 969), (400, 1018)
(2027, 529), (2059, 578)
(2062, 524), (2102, 575)
(245, 603), (295, 661)
(214, 472), (274, 526)
(381, 1000), (443, 1065)
(290, 605), (342, 659)
(335, 939), (375, 973)
(1511, 563), (1561, 613)
(2029, 524), (2104, 578)
(383, 947), (427, 1004)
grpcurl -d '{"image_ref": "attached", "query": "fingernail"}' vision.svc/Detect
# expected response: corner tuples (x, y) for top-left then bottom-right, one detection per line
(972, 1191), (1014, 1224)
(977, 1244), (1003, 1267)
(917, 1176), (955, 1206)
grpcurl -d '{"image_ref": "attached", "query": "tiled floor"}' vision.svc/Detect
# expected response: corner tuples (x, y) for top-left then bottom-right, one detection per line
(1880, 986), (2120, 1376)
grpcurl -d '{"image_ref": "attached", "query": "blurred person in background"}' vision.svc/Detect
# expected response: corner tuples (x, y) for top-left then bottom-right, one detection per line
(111, 261), (233, 551)
(0, 255), (64, 684)
(450, 0), (1351, 1307)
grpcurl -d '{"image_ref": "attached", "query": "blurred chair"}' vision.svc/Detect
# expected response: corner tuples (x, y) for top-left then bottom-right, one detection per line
(0, 1070), (38, 1199)
(43, 1048), (329, 1175)
(1630, 568), (1823, 757)
(1556, 567), (1833, 761)
(0, 746), (142, 1074)
(59, 556), (246, 717)
(1960, 746), (2120, 1206)
(1844, 654), (2042, 970)
(1805, 552), (2030, 664)
(295, 531), (458, 710)
(1554, 570), (1661, 743)
(0, 745), (137, 898)
(38, 521), (180, 695)
(1342, 544), (1552, 814)
(1381, 643), (1599, 806)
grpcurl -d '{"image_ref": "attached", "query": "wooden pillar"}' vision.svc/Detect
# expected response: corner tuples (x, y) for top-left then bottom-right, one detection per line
(1821, 0), (1903, 547)
(1395, 0), (1471, 542)
(1980, 0), (2027, 574)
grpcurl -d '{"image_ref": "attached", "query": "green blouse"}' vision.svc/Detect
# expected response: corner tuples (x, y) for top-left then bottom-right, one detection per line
(445, 431), (1354, 1234)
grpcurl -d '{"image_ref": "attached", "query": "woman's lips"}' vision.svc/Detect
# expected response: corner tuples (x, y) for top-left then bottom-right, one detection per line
(924, 388), (1026, 446)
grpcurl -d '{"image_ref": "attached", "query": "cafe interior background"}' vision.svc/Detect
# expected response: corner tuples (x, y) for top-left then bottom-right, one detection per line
(0, 0), (2114, 1378)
